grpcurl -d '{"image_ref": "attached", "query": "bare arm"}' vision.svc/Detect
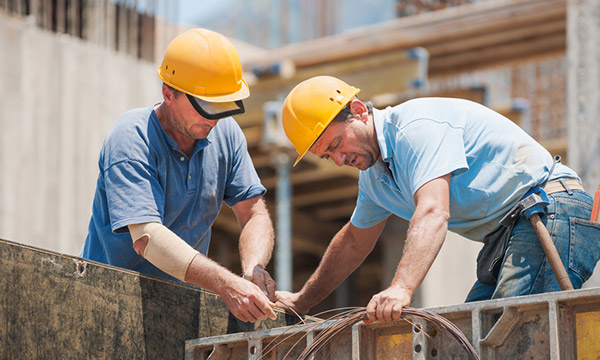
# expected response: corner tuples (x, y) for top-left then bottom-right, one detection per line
(184, 251), (277, 322)
(276, 219), (387, 314)
(366, 174), (451, 322)
(129, 221), (276, 323)
(232, 196), (277, 299)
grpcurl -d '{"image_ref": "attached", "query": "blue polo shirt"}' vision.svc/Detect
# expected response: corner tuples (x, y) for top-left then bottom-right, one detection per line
(351, 98), (578, 241)
(81, 106), (265, 281)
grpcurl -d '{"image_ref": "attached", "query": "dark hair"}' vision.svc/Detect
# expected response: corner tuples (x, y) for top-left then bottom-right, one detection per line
(332, 97), (373, 122)
(310, 98), (373, 147)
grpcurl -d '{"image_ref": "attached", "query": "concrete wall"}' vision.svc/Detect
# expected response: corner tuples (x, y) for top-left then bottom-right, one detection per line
(0, 13), (162, 256)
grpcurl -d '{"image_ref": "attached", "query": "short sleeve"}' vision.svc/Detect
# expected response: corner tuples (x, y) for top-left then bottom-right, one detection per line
(396, 119), (468, 195)
(351, 187), (392, 229)
(223, 124), (266, 207)
(105, 160), (163, 233)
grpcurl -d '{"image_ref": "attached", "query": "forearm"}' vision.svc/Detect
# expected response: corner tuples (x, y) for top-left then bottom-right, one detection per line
(129, 222), (242, 290)
(185, 253), (240, 292)
(186, 250), (277, 322)
(239, 209), (274, 273)
(390, 205), (449, 297)
(129, 222), (276, 322)
(296, 222), (380, 311)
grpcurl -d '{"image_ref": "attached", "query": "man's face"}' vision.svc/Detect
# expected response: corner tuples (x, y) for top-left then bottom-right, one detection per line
(309, 117), (380, 170)
(169, 91), (220, 140)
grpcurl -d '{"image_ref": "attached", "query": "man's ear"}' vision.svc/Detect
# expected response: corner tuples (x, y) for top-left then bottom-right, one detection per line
(162, 84), (173, 104)
(349, 99), (368, 123)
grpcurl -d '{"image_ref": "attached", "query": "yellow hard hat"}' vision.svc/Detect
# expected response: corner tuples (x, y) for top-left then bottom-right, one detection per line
(282, 76), (360, 166)
(158, 28), (249, 103)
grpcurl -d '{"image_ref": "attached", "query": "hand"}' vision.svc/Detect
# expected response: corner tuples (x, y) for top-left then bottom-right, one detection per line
(274, 291), (310, 315)
(244, 265), (277, 302)
(365, 286), (411, 323)
(219, 276), (277, 323)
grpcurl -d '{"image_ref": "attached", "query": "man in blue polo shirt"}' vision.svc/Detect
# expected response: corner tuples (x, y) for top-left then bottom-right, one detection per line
(276, 75), (600, 322)
(82, 28), (277, 322)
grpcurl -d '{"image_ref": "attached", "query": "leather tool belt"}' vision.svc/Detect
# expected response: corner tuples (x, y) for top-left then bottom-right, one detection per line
(476, 178), (585, 285)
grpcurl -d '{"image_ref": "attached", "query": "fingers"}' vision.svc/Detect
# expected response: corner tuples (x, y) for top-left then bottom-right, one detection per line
(366, 297), (377, 323)
(366, 294), (405, 323)
(245, 266), (278, 302)
(391, 303), (403, 322)
(227, 281), (278, 322)
(264, 275), (277, 301)
(274, 290), (310, 315)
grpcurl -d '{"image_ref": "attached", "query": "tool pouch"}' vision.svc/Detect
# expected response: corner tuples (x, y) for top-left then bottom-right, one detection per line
(476, 222), (515, 284)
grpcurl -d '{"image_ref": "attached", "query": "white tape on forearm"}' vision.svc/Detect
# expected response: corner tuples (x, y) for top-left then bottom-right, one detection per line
(129, 222), (199, 281)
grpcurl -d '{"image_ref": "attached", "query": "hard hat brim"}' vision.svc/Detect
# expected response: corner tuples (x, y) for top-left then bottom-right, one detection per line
(193, 78), (250, 102)
(187, 94), (245, 120)
(157, 67), (251, 102)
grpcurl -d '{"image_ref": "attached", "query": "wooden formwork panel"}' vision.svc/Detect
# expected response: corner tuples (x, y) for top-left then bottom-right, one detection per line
(0, 238), (291, 359)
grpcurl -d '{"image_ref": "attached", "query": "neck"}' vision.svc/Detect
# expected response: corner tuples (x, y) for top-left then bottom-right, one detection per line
(368, 113), (382, 161)
(155, 102), (196, 157)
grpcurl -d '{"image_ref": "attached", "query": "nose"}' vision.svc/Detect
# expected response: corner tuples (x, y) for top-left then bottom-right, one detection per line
(331, 152), (345, 167)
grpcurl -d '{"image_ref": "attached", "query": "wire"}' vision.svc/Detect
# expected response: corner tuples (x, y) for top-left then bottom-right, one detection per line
(260, 304), (479, 360)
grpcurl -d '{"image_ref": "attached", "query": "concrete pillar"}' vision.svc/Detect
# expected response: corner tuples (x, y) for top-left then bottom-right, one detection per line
(567, 0), (600, 190)
(567, 0), (600, 287)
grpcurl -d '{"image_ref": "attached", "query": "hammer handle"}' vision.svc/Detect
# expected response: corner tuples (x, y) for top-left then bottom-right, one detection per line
(530, 214), (574, 291)
(591, 184), (600, 222)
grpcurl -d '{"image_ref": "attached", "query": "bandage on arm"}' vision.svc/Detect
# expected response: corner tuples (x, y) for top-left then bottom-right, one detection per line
(128, 222), (199, 281)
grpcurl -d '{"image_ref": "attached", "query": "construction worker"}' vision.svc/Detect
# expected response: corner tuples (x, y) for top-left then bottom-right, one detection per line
(276, 75), (600, 322)
(81, 29), (277, 323)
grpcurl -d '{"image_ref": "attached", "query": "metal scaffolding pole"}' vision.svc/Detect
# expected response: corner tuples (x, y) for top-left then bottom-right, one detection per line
(274, 152), (293, 291)
(262, 101), (294, 291)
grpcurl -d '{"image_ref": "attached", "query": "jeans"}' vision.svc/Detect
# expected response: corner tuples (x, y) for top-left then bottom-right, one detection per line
(466, 189), (600, 302)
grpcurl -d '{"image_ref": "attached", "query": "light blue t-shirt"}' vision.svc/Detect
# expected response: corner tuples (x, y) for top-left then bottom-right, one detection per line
(81, 106), (265, 281)
(351, 98), (578, 241)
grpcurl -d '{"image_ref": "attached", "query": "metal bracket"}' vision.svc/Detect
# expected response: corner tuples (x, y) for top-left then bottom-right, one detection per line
(479, 307), (521, 348)
(207, 344), (231, 360)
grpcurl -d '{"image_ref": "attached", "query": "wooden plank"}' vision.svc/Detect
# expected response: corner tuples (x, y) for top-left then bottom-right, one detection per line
(0, 238), (291, 359)
(239, 48), (426, 129)
(260, 166), (358, 189)
(242, 0), (565, 69)
(426, 18), (566, 58)
(237, 0), (565, 131)
(292, 183), (358, 208)
(429, 32), (566, 74)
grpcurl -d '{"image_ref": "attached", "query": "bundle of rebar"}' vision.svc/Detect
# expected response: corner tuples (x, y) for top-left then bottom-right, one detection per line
(262, 306), (479, 360)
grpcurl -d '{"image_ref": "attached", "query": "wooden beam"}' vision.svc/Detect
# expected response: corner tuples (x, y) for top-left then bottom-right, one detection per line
(236, 0), (565, 135)
(292, 183), (358, 208)
(428, 32), (566, 74)
(314, 202), (357, 222)
(238, 48), (427, 129)
(242, 0), (565, 69)
(260, 165), (359, 189)
(426, 18), (566, 58)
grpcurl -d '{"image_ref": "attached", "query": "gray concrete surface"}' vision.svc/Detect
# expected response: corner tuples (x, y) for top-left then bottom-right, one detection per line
(0, 13), (161, 256)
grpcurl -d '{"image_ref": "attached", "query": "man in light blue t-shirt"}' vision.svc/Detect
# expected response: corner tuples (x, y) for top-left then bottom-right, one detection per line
(82, 29), (277, 323)
(276, 76), (600, 323)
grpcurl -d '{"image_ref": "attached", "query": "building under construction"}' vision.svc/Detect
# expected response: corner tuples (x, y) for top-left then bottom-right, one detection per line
(1, 0), (600, 358)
